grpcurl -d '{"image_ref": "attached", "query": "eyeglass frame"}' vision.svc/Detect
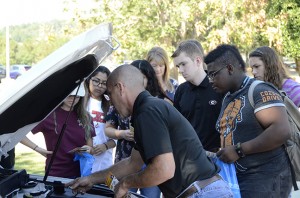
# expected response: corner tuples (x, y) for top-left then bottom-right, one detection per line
(207, 65), (228, 81)
(91, 78), (107, 87)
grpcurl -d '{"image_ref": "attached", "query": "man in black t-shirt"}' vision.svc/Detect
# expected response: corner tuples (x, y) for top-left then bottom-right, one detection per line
(67, 65), (233, 198)
(172, 40), (223, 152)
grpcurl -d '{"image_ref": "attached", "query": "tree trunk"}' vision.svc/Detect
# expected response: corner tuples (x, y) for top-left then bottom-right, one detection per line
(296, 58), (300, 75)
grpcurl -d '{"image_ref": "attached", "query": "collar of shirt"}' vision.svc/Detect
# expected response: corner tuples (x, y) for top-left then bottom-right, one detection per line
(188, 76), (210, 90)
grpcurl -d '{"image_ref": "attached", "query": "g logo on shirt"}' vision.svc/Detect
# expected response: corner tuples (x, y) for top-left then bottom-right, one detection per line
(209, 100), (217, 105)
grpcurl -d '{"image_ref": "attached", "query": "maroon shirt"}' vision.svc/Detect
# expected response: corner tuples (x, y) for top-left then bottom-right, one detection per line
(32, 107), (95, 178)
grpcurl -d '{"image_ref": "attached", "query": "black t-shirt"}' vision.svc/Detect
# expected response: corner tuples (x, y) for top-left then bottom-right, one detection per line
(174, 76), (223, 151)
(131, 91), (218, 198)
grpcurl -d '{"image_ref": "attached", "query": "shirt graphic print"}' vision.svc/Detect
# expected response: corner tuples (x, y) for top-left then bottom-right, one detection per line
(217, 96), (246, 148)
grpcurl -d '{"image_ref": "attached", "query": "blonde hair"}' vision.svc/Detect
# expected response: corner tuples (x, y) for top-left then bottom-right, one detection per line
(146, 47), (173, 92)
(77, 89), (94, 140)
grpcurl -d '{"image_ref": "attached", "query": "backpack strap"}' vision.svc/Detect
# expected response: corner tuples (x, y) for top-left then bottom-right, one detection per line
(280, 90), (300, 130)
(284, 145), (299, 190)
(248, 80), (263, 108)
(248, 80), (299, 190)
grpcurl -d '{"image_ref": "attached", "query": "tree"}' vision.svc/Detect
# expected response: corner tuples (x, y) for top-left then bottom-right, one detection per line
(70, 0), (281, 63)
(0, 20), (72, 67)
(267, 0), (300, 72)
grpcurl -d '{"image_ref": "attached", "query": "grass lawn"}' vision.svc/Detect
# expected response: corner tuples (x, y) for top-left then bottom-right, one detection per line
(14, 133), (46, 175)
(15, 151), (45, 175)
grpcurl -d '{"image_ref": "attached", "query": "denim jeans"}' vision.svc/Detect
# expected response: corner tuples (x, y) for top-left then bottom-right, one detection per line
(237, 166), (292, 198)
(130, 186), (161, 198)
(129, 164), (161, 198)
(140, 186), (161, 198)
(188, 179), (233, 198)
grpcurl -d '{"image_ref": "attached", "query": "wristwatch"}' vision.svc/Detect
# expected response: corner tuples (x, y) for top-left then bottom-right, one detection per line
(235, 142), (246, 158)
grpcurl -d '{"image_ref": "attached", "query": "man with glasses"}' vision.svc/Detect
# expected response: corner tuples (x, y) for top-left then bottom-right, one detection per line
(204, 44), (292, 197)
(172, 40), (223, 152)
(67, 64), (233, 198)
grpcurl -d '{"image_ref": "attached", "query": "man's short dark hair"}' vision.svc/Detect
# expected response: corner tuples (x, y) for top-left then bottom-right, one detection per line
(204, 44), (246, 71)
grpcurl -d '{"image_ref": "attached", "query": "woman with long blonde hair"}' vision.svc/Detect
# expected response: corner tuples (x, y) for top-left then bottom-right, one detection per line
(146, 46), (178, 101)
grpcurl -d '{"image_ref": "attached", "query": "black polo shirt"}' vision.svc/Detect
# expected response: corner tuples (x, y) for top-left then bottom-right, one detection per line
(174, 76), (223, 151)
(131, 91), (218, 198)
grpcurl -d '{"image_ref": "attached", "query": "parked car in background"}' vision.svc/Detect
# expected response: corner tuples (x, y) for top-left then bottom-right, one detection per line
(10, 64), (32, 79)
(0, 65), (6, 83)
(288, 63), (296, 69)
(284, 61), (297, 69)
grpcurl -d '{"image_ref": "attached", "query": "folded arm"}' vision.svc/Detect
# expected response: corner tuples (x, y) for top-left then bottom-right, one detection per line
(242, 106), (290, 154)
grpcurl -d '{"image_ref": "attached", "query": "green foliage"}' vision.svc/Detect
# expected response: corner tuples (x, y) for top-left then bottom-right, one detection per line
(0, 20), (72, 67)
(1, 0), (299, 72)
(70, 0), (280, 65)
(266, 0), (300, 63)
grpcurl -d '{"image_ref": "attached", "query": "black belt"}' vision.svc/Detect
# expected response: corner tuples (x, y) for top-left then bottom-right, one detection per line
(176, 174), (222, 198)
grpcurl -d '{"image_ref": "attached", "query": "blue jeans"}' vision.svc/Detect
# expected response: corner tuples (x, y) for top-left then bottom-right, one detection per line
(237, 166), (292, 198)
(129, 164), (161, 198)
(186, 179), (233, 198)
(130, 186), (161, 198)
(140, 186), (161, 198)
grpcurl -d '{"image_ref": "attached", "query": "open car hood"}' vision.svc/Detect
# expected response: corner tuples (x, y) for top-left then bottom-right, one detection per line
(0, 23), (119, 158)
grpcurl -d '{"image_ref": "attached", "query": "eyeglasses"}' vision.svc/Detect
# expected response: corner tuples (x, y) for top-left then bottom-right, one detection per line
(207, 66), (227, 81)
(91, 79), (107, 87)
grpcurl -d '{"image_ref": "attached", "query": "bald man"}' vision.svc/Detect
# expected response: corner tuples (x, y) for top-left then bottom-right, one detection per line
(66, 65), (232, 198)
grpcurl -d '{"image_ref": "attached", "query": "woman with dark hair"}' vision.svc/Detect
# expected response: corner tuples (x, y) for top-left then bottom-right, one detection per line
(21, 84), (95, 178)
(131, 59), (172, 103)
(85, 66), (116, 173)
(249, 46), (300, 107)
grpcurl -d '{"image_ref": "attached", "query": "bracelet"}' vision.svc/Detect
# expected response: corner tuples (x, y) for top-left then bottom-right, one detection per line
(234, 142), (245, 158)
(33, 145), (38, 151)
(103, 143), (108, 150)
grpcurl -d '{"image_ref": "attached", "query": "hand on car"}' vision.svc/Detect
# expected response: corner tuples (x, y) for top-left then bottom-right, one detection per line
(65, 176), (94, 195)
(114, 179), (129, 198)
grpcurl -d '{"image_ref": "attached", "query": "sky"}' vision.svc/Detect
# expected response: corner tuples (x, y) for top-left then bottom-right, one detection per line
(0, 0), (97, 27)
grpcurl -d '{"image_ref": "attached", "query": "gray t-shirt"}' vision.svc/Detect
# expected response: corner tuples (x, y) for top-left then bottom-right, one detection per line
(217, 77), (287, 174)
